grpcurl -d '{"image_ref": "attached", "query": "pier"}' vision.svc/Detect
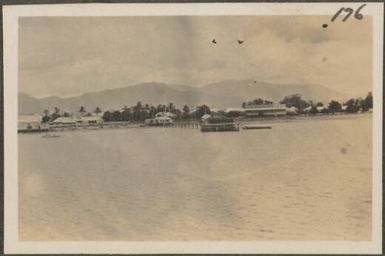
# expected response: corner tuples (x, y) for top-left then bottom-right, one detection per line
(165, 122), (200, 129)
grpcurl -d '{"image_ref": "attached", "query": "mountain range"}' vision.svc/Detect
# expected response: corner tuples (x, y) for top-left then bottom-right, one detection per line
(19, 79), (349, 114)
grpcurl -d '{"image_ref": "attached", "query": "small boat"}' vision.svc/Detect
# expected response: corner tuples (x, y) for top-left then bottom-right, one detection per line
(242, 124), (272, 130)
(42, 133), (61, 138)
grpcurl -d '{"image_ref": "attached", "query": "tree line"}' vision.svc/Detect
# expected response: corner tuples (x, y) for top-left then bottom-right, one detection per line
(41, 106), (102, 122)
(277, 92), (372, 114)
(41, 102), (212, 123)
(40, 92), (372, 123)
(101, 102), (212, 122)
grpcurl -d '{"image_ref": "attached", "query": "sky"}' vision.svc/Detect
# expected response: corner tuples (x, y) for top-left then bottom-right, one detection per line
(18, 15), (372, 98)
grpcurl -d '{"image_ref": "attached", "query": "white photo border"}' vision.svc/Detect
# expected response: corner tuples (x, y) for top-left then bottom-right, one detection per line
(3, 2), (383, 254)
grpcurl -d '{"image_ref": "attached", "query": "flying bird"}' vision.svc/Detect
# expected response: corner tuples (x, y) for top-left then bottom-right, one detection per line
(238, 40), (244, 44)
(212, 39), (217, 44)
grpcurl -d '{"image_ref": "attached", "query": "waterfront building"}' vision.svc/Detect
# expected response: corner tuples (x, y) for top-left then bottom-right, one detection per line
(155, 112), (177, 119)
(303, 106), (312, 114)
(78, 116), (104, 124)
(145, 116), (173, 126)
(18, 114), (47, 132)
(201, 114), (211, 122)
(225, 108), (246, 116)
(317, 106), (328, 113)
(286, 106), (299, 115)
(243, 104), (287, 116)
(50, 117), (77, 126)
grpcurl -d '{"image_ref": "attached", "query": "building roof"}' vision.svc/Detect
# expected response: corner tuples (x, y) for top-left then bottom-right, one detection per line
(51, 117), (77, 124)
(244, 104), (287, 111)
(286, 106), (298, 113)
(80, 116), (103, 121)
(316, 106), (326, 111)
(210, 108), (223, 113)
(244, 104), (286, 109)
(18, 114), (42, 123)
(201, 114), (211, 120)
(155, 112), (177, 118)
(155, 116), (172, 120)
(225, 108), (245, 113)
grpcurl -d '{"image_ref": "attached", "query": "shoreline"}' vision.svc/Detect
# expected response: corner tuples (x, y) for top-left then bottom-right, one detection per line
(238, 112), (371, 124)
(18, 112), (372, 134)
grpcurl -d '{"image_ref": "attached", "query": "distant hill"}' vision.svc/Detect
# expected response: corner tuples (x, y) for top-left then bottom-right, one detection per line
(18, 80), (349, 114)
(19, 93), (43, 115)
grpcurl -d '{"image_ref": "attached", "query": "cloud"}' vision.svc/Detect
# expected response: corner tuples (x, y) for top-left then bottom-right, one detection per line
(18, 16), (372, 98)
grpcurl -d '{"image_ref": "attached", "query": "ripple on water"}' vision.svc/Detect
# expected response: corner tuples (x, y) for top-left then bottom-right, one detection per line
(18, 116), (372, 240)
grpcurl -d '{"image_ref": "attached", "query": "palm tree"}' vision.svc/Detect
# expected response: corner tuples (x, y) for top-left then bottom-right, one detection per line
(133, 102), (143, 121)
(79, 106), (86, 114)
(150, 106), (157, 118)
(183, 105), (190, 119)
(42, 109), (50, 122)
(94, 106), (102, 114)
(168, 102), (175, 112)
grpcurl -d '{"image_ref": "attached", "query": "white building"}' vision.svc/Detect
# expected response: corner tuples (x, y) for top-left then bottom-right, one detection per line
(77, 116), (104, 125)
(155, 112), (177, 119)
(145, 116), (173, 126)
(201, 114), (211, 122)
(286, 106), (298, 115)
(317, 106), (327, 113)
(225, 108), (245, 114)
(50, 116), (104, 126)
(243, 104), (287, 116)
(50, 117), (77, 126)
(18, 114), (45, 132)
(303, 106), (312, 113)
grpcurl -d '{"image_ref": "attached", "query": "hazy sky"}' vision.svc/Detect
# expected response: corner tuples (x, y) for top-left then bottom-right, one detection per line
(19, 16), (372, 98)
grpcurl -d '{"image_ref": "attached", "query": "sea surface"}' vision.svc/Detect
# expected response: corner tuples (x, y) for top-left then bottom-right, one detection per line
(19, 114), (372, 241)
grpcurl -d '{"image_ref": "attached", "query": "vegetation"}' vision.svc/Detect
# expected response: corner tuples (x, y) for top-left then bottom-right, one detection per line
(39, 92), (373, 123)
(98, 101), (194, 122)
(242, 98), (273, 108)
(362, 92), (373, 111)
(94, 107), (102, 114)
(328, 100), (343, 114)
(42, 109), (50, 123)
(182, 105), (190, 119)
(79, 106), (86, 114)
(194, 105), (211, 119)
(279, 94), (309, 112)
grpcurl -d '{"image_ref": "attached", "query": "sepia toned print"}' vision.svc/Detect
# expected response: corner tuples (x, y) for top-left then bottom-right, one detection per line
(4, 2), (383, 254)
(17, 14), (373, 241)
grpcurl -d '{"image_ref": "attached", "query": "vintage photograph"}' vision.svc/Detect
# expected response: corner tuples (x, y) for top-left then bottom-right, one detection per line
(3, 2), (383, 254)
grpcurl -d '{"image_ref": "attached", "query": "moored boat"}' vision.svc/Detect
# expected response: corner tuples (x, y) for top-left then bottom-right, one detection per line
(242, 124), (272, 130)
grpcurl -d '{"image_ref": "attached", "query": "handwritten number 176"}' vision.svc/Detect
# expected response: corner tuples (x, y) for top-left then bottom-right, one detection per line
(331, 4), (367, 22)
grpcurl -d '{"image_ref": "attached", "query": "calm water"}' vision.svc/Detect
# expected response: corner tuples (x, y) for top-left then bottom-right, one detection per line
(19, 115), (372, 241)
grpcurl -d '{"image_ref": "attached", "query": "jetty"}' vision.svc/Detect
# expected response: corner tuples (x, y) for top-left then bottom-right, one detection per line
(200, 122), (240, 132)
(200, 117), (240, 132)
